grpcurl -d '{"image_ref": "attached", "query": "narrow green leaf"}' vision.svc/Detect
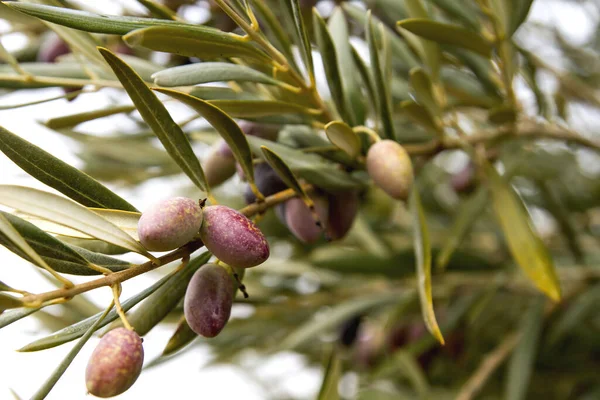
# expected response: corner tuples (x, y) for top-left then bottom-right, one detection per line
(98, 47), (209, 193)
(509, 0), (535, 36)
(399, 100), (439, 133)
(488, 105), (517, 125)
(18, 268), (176, 352)
(247, 136), (367, 191)
(318, 349), (341, 400)
(505, 297), (545, 400)
(112, 252), (211, 336)
(409, 189), (445, 345)
(351, 47), (377, 118)
(436, 187), (488, 271)
(0, 185), (151, 258)
(208, 100), (319, 118)
(152, 62), (288, 88)
(30, 302), (113, 400)
(89, 209), (140, 241)
(152, 88), (256, 194)
(162, 316), (197, 356)
(5, 2), (223, 36)
(260, 146), (309, 199)
(487, 166), (561, 301)
(0, 41), (28, 77)
(324, 121), (361, 158)
(136, 0), (178, 20)
(0, 293), (23, 311)
(250, 0), (297, 69)
(402, 0), (441, 79)
(278, 292), (400, 350)
(0, 210), (69, 281)
(328, 8), (365, 125)
(0, 125), (138, 212)
(367, 13), (395, 140)
(372, 350), (430, 396)
(45, 105), (136, 130)
(0, 306), (42, 329)
(409, 67), (441, 120)
(45, 22), (106, 68)
(289, 0), (314, 84)
(428, 0), (480, 30)
(547, 284), (600, 345)
(343, 4), (419, 73)
(397, 18), (492, 58)
(124, 26), (270, 64)
(0, 211), (129, 276)
(313, 9), (349, 123)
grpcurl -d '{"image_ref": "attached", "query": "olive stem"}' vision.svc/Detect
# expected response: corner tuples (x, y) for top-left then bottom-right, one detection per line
(111, 283), (133, 331)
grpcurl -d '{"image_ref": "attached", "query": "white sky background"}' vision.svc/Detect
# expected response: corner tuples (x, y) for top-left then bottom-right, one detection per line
(0, 0), (598, 399)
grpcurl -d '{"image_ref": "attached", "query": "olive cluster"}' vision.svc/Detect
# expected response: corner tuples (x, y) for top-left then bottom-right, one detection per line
(85, 197), (269, 397)
(83, 128), (414, 398)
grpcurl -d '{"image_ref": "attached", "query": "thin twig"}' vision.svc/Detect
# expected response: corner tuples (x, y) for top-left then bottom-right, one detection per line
(456, 333), (521, 400)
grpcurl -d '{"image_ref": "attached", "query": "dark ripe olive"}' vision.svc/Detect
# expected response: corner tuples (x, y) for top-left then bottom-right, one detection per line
(243, 162), (288, 204)
(137, 197), (203, 251)
(85, 328), (144, 398)
(284, 197), (328, 244)
(339, 314), (363, 347)
(451, 161), (476, 194)
(184, 263), (234, 338)
(327, 191), (359, 240)
(366, 140), (414, 201)
(204, 139), (236, 187)
(238, 121), (279, 141)
(200, 205), (269, 268)
(37, 34), (70, 63)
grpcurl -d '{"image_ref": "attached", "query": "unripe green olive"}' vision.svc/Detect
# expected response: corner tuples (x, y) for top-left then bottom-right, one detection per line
(200, 205), (269, 268)
(184, 263), (234, 338)
(85, 328), (144, 398)
(366, 140), (414, 201)
(138, 197), (203, 251)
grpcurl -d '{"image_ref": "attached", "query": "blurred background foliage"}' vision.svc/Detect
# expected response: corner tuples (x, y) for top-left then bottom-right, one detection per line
(1, 0), (600, 399)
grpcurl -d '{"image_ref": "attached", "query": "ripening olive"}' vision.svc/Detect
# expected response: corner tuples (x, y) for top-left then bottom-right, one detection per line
(200, 205), (269, 268)
(85, 328), (144, 398)
(204, 139), (236, 187)
(184, 263), (234, 338)
(327, 191), (359, 240)
(138, 197), (203, 251)
(366, 140), (414, 201)
(284, 196), (329, 244)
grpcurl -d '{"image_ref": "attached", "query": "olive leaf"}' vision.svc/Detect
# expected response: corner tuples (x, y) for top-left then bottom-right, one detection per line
(152, 62), (290, 88)
(397, 19), (492, 58)
(324, 121), (361, 158)
(410, 189), (445, 345)
(318, 349), (341, 400)
(0, 185), (151, 259)
(45, 105), (136, 130)
(98, 47), (209, 194)
(486, 165), (561, 301)
(162, 316), (197, 356)
(0, 125), (138, 212)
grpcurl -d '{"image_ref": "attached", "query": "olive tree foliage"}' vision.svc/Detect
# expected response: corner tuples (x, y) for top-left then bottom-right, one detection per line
(0, 0), (599, 398)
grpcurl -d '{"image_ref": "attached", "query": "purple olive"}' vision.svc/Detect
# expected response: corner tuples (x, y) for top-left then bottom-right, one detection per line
(37, 34), (70, 63)
(200, 205), (269, 268)
(451, 161), (476, 194)
(203, 139), (236, 187)
(138, 197), (203, 251)
(327, 191), (359, 240)
(184, 263), (234, 338)
(284, 196), (329, 244)
(366, 140), (414, 201)
(85, 328), (144, 398)
(243, 162), (288, 204)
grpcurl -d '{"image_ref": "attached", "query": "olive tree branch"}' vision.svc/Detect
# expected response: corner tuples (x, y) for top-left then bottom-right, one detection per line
(403, 119), (600, 156)
(19, 185), (311, 307)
